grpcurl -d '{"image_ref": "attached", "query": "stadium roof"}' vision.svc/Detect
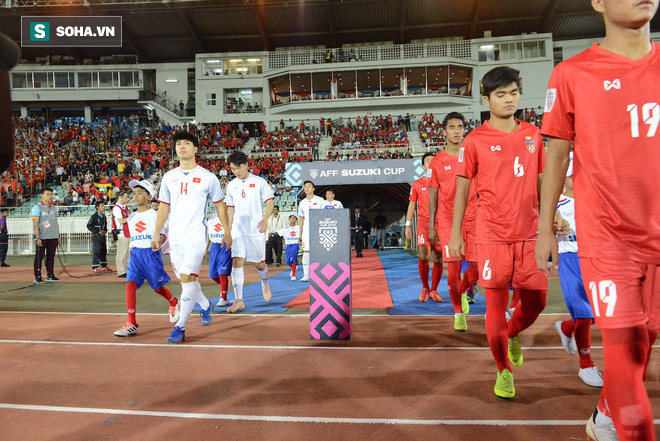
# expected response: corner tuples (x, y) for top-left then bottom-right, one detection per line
(2, 0), (659, 64)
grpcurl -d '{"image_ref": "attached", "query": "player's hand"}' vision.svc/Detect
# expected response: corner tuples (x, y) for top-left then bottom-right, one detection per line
(222, 232), (232, 249)
(448, 233), (465, 260)
(535, 231), (558, 277)
(258, 219), (268, 233)
(404, 225), (412, 240)
(151, 237), (160, 251)
(558, 219), (571, 236)
(36, 238), (42, 247)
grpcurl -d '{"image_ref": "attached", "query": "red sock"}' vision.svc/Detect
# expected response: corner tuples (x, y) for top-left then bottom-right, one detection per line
(418, 259), (430, 289)
(600, 326), (654, 440)
(291, 262), (297, 277)
(485, 288), (512, 372)
(509, 288), (521, 310)
(154, 286), (177, 306)
(447, 262), (463, 314)
(507, 289), (546, 339)
(431, 261), (443, 291)
(561, 319), (576, 337)
(460, 262), (479, 294)
(574, 318), (594, 369)
(126, 281), (137, 324)
(645, 331), (657, 380)
(211, 276), (221, 284)
(219, 275), (228, 300)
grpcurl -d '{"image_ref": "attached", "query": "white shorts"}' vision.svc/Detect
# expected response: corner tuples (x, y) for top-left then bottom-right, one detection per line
(231, 235), (266, 263)
(170, 241), (206, 279)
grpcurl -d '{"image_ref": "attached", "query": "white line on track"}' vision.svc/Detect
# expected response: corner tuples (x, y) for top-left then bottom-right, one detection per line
(1, 339), (658, 351)
(2, 403), (658, 426)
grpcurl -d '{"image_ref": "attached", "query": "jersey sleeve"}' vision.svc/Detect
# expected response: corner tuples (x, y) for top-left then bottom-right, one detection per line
(297, 201), (305, 218)
(337, 201), (344, 209)
(31, 205), (40, 217)
(409, 183), (418, 202)
(224, 184), (234, 207)
(261, 179), (275, 203)
(457, 139), (477, 180)
(428, 159), (440, 188)
(277, 227), (286, 236)
(209, 176), (225, 203)
(540, 63), (576, 141)
(158, 176), (171, 205)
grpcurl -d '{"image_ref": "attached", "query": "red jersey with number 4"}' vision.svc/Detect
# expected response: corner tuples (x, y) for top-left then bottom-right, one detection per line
(428, 150), (477, 230)
(458, 119), (545, 244)
(541, 42), (660, 263)
(409, 177), (431, 232)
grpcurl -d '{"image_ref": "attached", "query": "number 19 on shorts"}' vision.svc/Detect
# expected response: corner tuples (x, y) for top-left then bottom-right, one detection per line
(589, 280), (617, 317)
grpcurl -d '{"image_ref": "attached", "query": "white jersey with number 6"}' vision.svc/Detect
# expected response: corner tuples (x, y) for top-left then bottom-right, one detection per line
(225, 174), (275, 238)
(298, 195), (324, 250)
(158, 165), (224, 246)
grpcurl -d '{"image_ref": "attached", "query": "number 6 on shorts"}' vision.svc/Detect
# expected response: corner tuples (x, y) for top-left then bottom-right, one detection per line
(482, 260), (492, 280)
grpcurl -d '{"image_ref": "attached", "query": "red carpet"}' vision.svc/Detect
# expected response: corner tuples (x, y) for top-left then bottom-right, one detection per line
(285, 249), (394, 309)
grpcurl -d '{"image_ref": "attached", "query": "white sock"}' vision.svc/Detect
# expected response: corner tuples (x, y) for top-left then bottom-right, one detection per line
(232, 267), (244, 300)
(595, 409), (613, 426)
(175, 281), (196, 329)
(194, 280), (210, 310)
(303, 253), (310, 277)
(256, 266), (268, 287)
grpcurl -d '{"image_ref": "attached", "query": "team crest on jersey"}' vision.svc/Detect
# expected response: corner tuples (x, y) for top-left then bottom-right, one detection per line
(426, 169), (432, 178)
(544, 88), (556, 112)
(525, 136), (535, 153)
(249, 183), (256, 188)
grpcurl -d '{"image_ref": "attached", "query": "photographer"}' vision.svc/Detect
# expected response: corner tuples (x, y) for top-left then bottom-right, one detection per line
(87, 201), (111, 273)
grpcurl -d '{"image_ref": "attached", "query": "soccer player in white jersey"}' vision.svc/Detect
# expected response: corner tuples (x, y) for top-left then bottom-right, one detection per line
(297, 180), (324, 282)
(114, 180), (180, 337)
(152, 131), (231, 344)
(278, 214), (300, 280)
(323, 189), (344, 210)
(224, 151), (275, 313)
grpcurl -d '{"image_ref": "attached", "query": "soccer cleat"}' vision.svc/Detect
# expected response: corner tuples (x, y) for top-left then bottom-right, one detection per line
(461, 293), (470, 314)
(103, 267), (114, 272)
(429, 290), (443, 302)
(200, 302), (213, 326)
(508, 336), (524, 367)
(166, 326), (185, 344)
(579, 366), (604, 388)
(454, 313), (467, 332)
(301, 276), (310, 282)
(45, 275), (60, 282)
(168, 300), (180, 323)
(555, 320), (578, 354)
(93, 268), (103, 274)
(114, 322), (138, 337)
(34, 276), (43, 284)
(467, 292), (476, 304)
(216, 298), (228, 307)
(586, 410), (619, 441)
(262, 281), (272, 302)
(505, 307), (514, 322)
(291, 276), (296, 281)
(418, 287), (430, 303)
(494, 369), (515, 400)
(227, 299), (245, 313)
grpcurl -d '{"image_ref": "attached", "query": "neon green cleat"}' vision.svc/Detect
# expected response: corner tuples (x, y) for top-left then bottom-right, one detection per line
(461, 293), (470, 314)
(494, 369), (515, 400)
(508, 336), (523, 367)
(454, 313), (467, 332)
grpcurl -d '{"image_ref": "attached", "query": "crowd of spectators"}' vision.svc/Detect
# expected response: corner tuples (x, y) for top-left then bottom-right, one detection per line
(329, 114), (409, 150)
(253, 125), (320, 153)
(326, 149), (412, 161)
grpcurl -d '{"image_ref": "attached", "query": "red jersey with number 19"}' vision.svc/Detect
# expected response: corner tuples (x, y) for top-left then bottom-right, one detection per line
(409, 177), (430, 233)
(457, 119), (545, 244)
(428, 150), (477, 230)
(541, 42), (660, 263)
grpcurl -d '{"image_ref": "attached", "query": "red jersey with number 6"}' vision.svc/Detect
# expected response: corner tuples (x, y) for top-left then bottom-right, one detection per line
(541, 42), (660, 263)
(457, 119), (545, 244)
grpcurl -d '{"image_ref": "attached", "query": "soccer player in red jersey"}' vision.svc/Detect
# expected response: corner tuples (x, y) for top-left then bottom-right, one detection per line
(449, 66), (547, 400)
(429, 112), (478, 332)
(405, 152), (443, 303)
(536, 1), (659, 439)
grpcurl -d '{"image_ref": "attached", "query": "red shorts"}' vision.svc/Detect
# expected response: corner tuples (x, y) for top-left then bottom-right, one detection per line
(417, 228), (437, 251)
(476, 241), (547, 290)
(580, 258), (660, 332)
(438, 226), (476, 263)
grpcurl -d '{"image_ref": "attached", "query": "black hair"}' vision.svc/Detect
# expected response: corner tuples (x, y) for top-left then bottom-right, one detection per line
(482, 66), (520, 98)
(422, 152), (435, 164)
(326, 189), (335, 194)
(228, 150), (248, 167)
(274, 205), (279, 210)
(150, 199), (159, 204)
(95, 200), (105, 208)
(303, 180), (315, 188)
(172, 131), (199, 148)
(117, 190), (128, 197)
(41, 187), (53, 194)
(442, 111), (466, 128)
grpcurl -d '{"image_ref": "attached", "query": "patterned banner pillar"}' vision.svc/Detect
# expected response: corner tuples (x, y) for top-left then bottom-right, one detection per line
(309, 209), (352, 340)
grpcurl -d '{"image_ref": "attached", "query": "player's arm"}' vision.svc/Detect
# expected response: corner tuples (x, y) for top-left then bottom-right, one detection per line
(214, 200), (232, 249)
(226, 206), (234, 235)
(32, 215), (42, 247)
(448, 176), (470, 259)
(428, 187), (438, 242)
(404, 200), (416, 240)
(298, 216), (305, 244)
(151, 203), (170, 251)
(259, 199), (274, 234)
(535, 137), (571, 276)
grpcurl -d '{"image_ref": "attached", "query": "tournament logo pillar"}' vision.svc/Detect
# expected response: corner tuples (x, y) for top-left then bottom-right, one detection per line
(309, 209), (351, 340)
